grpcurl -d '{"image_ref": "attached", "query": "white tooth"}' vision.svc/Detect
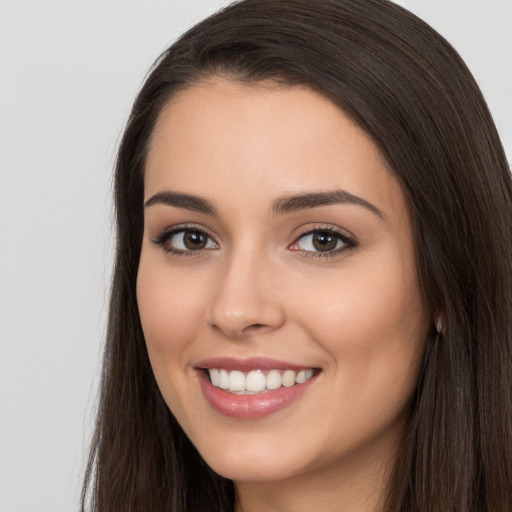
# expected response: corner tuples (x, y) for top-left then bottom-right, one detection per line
(295, 370), (306, 384)
(266, 369), (282, 390)
(219, 369), (229, 389)
(305, 369), (314, 380)
(246, 370), (266, 392)
(209, 368), (220, 386)
(229, 370), (246, 391)
(282, 370), (296, 387)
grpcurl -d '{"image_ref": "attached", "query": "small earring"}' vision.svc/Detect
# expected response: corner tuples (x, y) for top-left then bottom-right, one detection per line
(435, 316), (443, 335)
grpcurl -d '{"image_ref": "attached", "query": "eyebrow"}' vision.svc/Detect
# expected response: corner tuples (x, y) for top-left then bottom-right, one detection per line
(144, 191), (216, 214)
(144, 188), (384, 219)
(272, 190), (385, 219)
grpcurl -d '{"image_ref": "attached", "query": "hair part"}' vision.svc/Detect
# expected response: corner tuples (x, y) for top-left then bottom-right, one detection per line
(82, 1), (512, 510)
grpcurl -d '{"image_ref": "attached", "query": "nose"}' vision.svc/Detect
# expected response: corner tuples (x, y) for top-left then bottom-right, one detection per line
(206, 249), (285, 339)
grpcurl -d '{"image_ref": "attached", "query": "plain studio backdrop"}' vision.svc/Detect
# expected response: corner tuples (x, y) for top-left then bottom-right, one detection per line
(0, 1), (510, 510)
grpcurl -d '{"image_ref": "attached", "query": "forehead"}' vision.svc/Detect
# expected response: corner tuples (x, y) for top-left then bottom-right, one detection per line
(145, 78), (409, 224)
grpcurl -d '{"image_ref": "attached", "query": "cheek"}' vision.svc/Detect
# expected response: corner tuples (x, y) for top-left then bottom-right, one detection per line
(301, 257), (424, 333)
(294, 263), (428, 454)
(307, 273), (425, 351)
(136, 255), (206, 365)
(136, 253), (211, 423)
(295, 253), (428, 403)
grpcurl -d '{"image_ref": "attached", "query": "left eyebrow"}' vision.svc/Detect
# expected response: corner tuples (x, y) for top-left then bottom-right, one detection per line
(272, 189), (385, 220)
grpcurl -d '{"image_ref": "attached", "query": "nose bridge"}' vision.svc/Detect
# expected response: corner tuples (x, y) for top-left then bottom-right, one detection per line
(207, 241), (284, 338)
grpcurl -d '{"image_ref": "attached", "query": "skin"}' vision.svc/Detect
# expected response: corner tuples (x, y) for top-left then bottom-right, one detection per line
(137, 78), (431, 512)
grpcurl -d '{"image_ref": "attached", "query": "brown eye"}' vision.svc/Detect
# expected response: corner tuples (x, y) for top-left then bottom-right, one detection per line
(289, 228), (356, 257)
(183, 230), (208, 250)
(295, 231), (345, 253)
(156, 228), (219, 254)
(312, 232), (338, 251)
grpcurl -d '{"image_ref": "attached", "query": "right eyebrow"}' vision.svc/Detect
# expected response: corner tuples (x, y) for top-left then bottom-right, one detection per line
(144, 191), (217, 215)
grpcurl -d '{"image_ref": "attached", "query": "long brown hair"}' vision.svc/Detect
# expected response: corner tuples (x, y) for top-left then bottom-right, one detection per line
(82, 1), (512, 510)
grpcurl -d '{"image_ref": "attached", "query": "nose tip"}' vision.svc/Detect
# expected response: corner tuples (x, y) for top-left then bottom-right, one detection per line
(208, 306), (283, 338)
(206, 263), (285, 339)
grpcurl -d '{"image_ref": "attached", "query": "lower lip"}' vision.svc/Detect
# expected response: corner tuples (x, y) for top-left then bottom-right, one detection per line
(197, 370), (318, 419)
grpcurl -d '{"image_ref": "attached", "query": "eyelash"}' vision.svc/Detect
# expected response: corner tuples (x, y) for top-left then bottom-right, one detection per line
(291, 226), (357, 259)
(152, 224), (217, 257)
(152, 224), (357, 258)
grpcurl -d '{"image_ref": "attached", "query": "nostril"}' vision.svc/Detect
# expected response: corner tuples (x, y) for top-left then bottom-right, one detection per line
(243, 323), (272, 333)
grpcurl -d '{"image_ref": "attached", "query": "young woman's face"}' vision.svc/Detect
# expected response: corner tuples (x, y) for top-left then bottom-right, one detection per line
(137, 79), (430, 487)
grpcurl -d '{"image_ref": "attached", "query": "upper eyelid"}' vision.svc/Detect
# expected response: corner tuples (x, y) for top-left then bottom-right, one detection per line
(294, 224), (357, 241)
(152, 224), (217, 242)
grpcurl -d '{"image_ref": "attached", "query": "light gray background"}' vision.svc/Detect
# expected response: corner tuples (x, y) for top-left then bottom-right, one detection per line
(0, 1), (510, 511)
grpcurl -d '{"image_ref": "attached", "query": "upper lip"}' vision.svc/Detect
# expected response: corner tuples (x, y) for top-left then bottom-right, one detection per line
(194, 356), (317, 372)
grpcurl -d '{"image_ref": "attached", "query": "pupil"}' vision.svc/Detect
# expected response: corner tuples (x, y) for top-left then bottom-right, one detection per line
(313, 232), (337, 251)
(184, 231), (206, 249)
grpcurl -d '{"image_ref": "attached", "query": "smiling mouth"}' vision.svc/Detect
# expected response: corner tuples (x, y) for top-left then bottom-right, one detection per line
(205, 368), (316, 394)
(196, 360), (321, 418)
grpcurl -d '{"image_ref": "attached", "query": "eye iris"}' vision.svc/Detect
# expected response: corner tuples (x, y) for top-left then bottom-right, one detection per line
(312, 232), (337, 251)
(184, 231), (207, 250)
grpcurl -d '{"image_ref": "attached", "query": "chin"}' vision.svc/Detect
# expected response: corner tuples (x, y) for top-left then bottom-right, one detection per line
(205, 453), (301, 483)
(191, 430), (312, 483)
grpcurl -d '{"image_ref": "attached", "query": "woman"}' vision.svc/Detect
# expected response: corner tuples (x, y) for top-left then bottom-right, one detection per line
(82, 0), (512, 510)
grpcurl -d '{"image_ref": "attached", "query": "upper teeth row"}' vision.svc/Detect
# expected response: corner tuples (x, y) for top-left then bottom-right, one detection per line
(208, 368), (314, 393)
